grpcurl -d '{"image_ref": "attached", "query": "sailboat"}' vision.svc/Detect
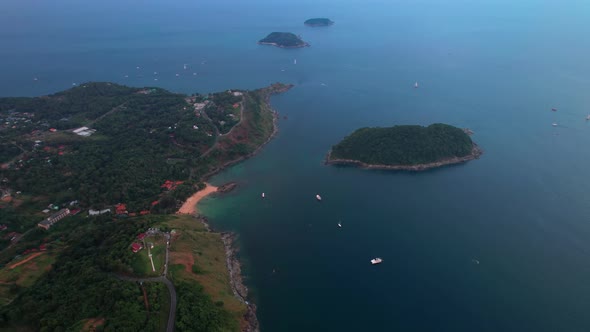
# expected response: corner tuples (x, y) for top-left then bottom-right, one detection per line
(414, 81), (419, 88)
(261, 192), (265, 198)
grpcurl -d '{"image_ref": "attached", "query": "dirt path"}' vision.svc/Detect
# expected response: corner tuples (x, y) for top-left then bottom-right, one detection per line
(9, 252), (43, 269)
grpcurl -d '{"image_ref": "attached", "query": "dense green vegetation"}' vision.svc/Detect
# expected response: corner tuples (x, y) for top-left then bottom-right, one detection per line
(330, 124), (474, 165)
(0, 215), (237, 331)
(175, 282), (237, 332)
(0, 216), (156, 331)
(304, 18), (334, 26)
(205, 91), (242, 134)
(258, 32), (308, 48)
(0, 81), (290, 331)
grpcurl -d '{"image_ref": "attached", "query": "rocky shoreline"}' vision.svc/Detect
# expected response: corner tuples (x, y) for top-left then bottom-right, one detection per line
(221, 233), (259, 332)
(257, 41), (310, 48)
(326, 144), (483, 171)
(196, 84), (290, 331)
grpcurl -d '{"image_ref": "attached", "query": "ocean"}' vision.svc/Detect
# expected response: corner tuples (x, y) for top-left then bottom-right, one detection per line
(3, 0), (590, 330)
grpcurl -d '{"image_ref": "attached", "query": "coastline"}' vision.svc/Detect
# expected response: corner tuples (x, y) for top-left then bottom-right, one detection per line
(326, 144), (483, 171)
(257, 41), (310, 48)
(176, 183), (218, 215)
(221, 233), (259, 332)
(178, 84), (289, 331)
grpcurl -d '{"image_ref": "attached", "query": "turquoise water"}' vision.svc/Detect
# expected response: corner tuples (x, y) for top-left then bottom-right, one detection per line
(3, 0), (590, 330)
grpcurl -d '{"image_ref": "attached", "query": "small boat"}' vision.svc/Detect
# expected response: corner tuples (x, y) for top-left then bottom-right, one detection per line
(471, 259), (480, 265)
(183, 64), (187, 70)
(552, 123), (558, 127)
(261, 192), (265, 198)
(316, 194), (322, 201)
(294, 59), (297, 65)
(337, 221), (342, 228)
(175, 73), (180, 77)
(414, 81), (419, 88)
(33, 77), (38, 81)
(154, 71), (158, 75)
(551, 108), (557, 112)
(370, 258), (383, 265)
(193, 72), (197, 76)
(586, 115), (590, 121)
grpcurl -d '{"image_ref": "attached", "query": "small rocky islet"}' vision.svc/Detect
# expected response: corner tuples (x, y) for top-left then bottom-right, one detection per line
(304, 18), (334, 27)
(258, 32), (309, 48)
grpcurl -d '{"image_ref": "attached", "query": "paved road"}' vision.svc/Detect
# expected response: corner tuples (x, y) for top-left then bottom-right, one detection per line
(117, 232), (176, 332)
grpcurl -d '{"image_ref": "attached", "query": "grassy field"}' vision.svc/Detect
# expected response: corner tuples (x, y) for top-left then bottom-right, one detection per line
(158, 215), (246, 326)
(0, 252), (55, 305)
(130, 234), (167, 277)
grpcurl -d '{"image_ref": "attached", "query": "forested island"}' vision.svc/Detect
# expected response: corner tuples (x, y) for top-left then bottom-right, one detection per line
(0, 81), (292, 331)
(304, 18), (334, 27)
(327, 124), (482, 171)
(258, 32), (309, 48)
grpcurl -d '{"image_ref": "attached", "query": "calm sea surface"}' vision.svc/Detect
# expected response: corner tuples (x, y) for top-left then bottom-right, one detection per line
(3, 0), (590, 330)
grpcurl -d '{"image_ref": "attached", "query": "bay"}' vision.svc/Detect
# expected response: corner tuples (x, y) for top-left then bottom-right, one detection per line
(2, 0), (590, 330)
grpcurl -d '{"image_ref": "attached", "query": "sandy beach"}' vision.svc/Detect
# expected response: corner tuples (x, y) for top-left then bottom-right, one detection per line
(177, 183), (218, 214)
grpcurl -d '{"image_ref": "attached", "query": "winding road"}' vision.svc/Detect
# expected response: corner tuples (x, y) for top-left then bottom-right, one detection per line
(117, 233), (176, 332)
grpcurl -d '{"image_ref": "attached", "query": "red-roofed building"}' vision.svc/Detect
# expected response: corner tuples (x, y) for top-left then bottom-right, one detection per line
(58, 151), (64, 156)
(115, 203), (127, 215)
(131, 243), (143, 253)
(129, 212), (137, 217)
(49, 128), (57, 132)
(140, 210), (150, 216)
(137, 233), (146, 240)
(39, 244), (47, 251)
(69, 208), (81, 215)
(161, 180), (184, 191)
(151, 200), (159, 206)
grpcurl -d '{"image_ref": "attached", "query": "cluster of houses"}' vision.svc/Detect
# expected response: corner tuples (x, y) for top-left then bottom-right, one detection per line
(131, 228), (161, 253)
(0, 111), (33, 130)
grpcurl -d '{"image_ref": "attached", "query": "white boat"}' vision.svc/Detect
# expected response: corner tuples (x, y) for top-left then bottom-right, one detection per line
(337, 221), (342, 228)
(371, 258), (383, 265)
(183, 64), (187, 70)
(552, 123), (558, 127)
(586, 115), (590, 121)
(175, 73), (180, 77)
(414, 81), (419, 88)
(316, 194), (322, 201)
(261, 192), (265, 198)
(294, 59), (297, 65)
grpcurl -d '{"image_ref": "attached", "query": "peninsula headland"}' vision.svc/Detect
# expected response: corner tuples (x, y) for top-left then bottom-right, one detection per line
(326, 123), (482, 171)
(0, 81), (292, 331)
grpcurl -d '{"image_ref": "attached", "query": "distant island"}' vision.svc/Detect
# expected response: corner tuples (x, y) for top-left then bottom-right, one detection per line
(326, 124), (482, 171)
(258, 32), (309, 48)
(304, 18), (334, 27)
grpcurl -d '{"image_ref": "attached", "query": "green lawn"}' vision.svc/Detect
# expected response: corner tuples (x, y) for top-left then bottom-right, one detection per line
(130, 234), (166, 277)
